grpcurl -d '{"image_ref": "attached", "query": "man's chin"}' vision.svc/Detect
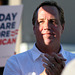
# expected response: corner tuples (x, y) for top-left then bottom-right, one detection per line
(44, 39), (53, 46)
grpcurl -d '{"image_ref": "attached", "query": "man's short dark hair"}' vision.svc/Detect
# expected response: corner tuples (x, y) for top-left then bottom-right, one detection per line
(32, 1), (65, 26)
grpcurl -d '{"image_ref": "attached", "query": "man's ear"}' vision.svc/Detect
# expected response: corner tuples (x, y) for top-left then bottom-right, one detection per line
(33, 25), (35, 34)
(61, 24), (65, 34)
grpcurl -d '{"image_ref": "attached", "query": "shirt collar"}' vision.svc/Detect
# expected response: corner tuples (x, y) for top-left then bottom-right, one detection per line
(31, 43), (42, 61)
(59, 45), (66, 59)
(31, 44), (66, 61)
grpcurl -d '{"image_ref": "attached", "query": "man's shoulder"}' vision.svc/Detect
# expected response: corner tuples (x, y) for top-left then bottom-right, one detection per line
(16, 50), (31, 58)
(64, 50), (75, 56)
(64, 50), (75, 60)
(8, 50), (32, 62)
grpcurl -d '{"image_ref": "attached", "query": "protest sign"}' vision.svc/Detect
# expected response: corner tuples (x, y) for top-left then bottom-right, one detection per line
(0, 5), (23, 67)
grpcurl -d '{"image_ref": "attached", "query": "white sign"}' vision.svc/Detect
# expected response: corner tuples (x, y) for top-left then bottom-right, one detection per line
(0, 5), (23, 67)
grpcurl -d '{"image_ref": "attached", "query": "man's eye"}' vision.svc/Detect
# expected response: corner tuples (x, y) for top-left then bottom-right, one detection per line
(39, 21), (44, 23)
(49, 20), (57, 24)
(50, 20), (55, 23)
(38, 21), (44, 24)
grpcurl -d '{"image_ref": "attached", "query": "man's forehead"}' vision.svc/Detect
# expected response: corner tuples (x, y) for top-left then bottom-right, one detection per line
(38, 5), (58, 12)
(37, 6), (59, 18)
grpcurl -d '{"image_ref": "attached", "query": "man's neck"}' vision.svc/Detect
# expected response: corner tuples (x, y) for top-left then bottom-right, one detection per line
(35, 43), (61, 55)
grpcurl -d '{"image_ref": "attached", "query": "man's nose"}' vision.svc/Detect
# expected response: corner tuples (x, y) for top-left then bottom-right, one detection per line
(44, 21), (51, 30)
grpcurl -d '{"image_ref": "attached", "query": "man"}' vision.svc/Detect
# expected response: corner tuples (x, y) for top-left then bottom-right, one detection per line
(3, 1), (75, 75)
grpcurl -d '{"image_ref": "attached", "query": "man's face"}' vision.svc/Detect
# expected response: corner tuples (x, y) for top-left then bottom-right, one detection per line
(33, 6), (64, 46)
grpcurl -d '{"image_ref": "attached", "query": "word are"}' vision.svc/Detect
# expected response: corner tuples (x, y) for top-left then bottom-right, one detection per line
(0, 22), (16, 29)
(0, 29), (18, 37)
(0, 30), (10, 37)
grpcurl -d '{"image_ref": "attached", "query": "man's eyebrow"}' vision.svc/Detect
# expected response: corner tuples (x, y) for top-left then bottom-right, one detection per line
(38, 18), (57, 21)
(50, 19), (58, 22)
(50, 18), (56, 20)
(38, 18), (45, 20)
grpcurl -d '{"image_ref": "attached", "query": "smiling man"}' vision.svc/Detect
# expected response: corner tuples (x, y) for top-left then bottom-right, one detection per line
(3, 1), (75, 75)
(33, 5), (64, 54)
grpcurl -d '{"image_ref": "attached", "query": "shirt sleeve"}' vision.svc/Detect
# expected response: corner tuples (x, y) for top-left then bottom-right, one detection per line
(3, 56), (21, 75)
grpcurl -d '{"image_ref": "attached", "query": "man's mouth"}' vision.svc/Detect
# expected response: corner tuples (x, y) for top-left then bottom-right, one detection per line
(42, 32), (55, 36)
(41, 30), (56, 38)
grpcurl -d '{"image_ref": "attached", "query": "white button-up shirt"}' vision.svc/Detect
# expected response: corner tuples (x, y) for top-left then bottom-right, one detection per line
(3, 44), (75, 75)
